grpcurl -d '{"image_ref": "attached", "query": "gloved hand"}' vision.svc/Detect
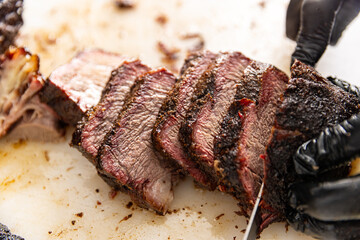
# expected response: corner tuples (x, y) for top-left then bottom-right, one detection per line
(286, 100), (360, 239)
(286, 0), (360, 67)
(286, 2), (360, 238)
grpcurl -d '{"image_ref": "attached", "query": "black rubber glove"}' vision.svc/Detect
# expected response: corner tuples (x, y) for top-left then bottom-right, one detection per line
(287, 79), (360, 239)
(286, 0), (360, 67)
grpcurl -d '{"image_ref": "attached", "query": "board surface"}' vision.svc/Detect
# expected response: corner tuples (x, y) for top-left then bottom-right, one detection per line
(1, 0), (359, 239)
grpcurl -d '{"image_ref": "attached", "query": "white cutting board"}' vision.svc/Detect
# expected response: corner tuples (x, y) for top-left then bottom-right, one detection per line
(1, 0), (359, 239)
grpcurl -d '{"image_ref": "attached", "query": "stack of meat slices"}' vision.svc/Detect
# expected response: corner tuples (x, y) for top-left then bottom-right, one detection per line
(41, 48), (359, 229)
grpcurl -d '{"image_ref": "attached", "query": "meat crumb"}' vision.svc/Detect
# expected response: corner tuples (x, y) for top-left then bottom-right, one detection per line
(157, 42), (179, 62)
(75, 212), (83, 218)
(258, 1), (266, 8)
(95, 188), (100, 193)
(181, 33), (205, 53)
(44, 151), (50, 162)
(109, 188), (118, 199)
(97, 201), (102, 205)
(234, 210), (242, 216)
(155, 14), (168, 25)
(126, 201), (133, 209)
(241, 229), (246, 233)
(71, 220), (76, 225)
(235, 225), (238, 229)
(48, 231), (52, 234)
(215, 213), (225, 220)
(115, 0), (135, 9)
(157, 41), (180, 72)
(119, 214), (133, 223)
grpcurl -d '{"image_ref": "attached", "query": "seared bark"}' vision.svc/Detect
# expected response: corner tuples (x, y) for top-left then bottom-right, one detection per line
(264, 60), (360, 225)
(180, 52), (251, 183)
(97, 68), (177, 214)
(152, 51), (218, 189)
(72, 60), (150, 163)
(214, 62), (288, 226)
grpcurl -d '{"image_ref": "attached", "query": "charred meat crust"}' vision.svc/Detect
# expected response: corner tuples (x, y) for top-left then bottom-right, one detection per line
(264, 60), (360, 221)
(152, 51), (218, 189)
(0, 0), (23, 53)
(0, 222), (24, 240)
(180, 52), (251, 185)
(96, 68), (176, 215)
(214, 98), (255, 199)
(215, 62), (289, 221)
(71, 60), (150, 164)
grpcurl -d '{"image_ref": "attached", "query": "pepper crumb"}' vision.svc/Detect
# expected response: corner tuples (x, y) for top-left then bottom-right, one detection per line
(215, 213), (225, 220)
(48, 231), (52, 234)
(126, 201), (133, 209)
(71, 220), (76, 225)
(75, 212), (83, 218)
(119, 214), (133, 223)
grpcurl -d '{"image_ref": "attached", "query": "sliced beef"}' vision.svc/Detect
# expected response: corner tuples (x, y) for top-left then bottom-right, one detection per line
(72, 60), (150, 164)
(180, 52), (251, 182)
(41, 49), (127, 125)
(214, 62), (288, 221)
(0, 47), (64, 141)
(97, 68), (176, 214)
(152, 51), (218, 189)
(0, 0), (23, 54)
(263, 60), (360, 226)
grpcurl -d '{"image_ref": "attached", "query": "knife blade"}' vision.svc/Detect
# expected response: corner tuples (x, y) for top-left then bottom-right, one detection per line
(242, 182), (264, 240)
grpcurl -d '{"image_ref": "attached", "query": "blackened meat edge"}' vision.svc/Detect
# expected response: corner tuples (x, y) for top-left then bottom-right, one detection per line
(97, 68), (176, 215)
(180, 52), (251, 184)
(72, 60), (150, 164)
(152, 51), (218, 189)
(263, 60), (360, 225)
(214, 62), (288, 225)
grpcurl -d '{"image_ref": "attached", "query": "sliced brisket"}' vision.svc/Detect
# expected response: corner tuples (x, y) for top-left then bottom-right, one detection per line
(263, 60), (360, 225)
(152, 51), (218, 189)
(72, 60), (150, 163)
(41, 49), (127, 125)
(97, 68), (176, 214)
(214, 62), (288, 221)
(180, 52), (251, 182)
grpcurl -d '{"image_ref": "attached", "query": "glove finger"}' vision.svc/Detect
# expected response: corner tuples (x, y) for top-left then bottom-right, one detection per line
(291, 0), (342, 66)
(330, 0), (360, 45)
(289, 176), (360, 221)
(287, 210), (360, 240)
(293, 114), (360, 176)
(286, 0), (303, 41)
(327, 76), (360, 100)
